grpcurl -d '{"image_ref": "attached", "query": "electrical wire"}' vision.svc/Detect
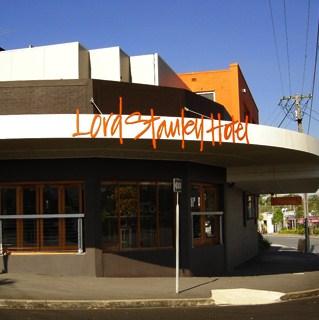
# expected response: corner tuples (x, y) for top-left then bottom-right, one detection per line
(278, 101), (295, 128)
(268, 0), (285, 96)
(309, 108), (319, 116)
(283, 0), (292, 94)
(301, 0), (311, 94)
(267, 105), (285, 126)
(307, 20), (319, 134)
(304, 111), (319, 123)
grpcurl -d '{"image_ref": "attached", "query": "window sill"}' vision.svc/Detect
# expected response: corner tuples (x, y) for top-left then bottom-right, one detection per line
(7, 251), (81, 256)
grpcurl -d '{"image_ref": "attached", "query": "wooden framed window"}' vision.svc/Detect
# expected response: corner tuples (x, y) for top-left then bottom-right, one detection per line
(0, 187), (17, 248)
(119, 184), (138, 249)
(100, 184), (118, 251)
(191, 184), (223, 247)
(243, 193), (258, 226)
(0, 182), (84, 252)
(101, 182), (174, 252)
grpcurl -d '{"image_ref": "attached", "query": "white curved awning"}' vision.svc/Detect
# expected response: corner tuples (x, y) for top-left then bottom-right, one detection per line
(0, 114), (318, 193)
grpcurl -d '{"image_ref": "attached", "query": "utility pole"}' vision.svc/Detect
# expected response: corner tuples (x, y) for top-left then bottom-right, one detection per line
(279, 94), (312, 253)
(278, 94), (312, 133)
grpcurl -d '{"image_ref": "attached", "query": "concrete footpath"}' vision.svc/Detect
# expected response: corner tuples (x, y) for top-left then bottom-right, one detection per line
(0, 244), (319, 309)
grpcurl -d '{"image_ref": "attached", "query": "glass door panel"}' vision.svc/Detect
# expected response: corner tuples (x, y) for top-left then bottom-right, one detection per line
(22, 187), (38, 248)
(101, 185), (118, 250)
(158, 184), (174, 247)
(119, 185), (138, 249)
(140, 184), (157, 247)
(42, 186), (59, 247)
(64, 186), (80, 246)
(204, 187), (218, 211)
(191, 186), (202, 243)
(0, 188), (17, 248)
(191, 184), (219, 246)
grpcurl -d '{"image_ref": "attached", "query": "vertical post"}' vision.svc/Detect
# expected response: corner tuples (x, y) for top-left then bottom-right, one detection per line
(294, 96), (310, 254)
(77, 217), (83, 254)
(219, 215), (223, 245)
(173, 178), (182, 294)
(295, 95), (304, 133)
(304, 194), (309, 253)
(0, 219), (3, 255)
(176, 192), (179, 294)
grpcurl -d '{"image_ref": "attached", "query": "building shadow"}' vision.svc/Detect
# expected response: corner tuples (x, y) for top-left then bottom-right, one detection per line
(179, 278), (218, 294)
(229, 245), (319, 276)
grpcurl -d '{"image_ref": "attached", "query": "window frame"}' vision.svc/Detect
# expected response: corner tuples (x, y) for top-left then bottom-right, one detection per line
(191, 211), (223, 247)
(196, 91), (216, 102)
(0, 181), (84, 252)
(100, 181), (175, 252)
(190, 183), (223, 247)
(243, 193), (258, 226)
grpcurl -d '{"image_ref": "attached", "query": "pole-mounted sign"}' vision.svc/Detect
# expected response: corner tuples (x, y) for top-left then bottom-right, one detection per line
(173, 178), (182, 294)
(173, 178), (182, 193)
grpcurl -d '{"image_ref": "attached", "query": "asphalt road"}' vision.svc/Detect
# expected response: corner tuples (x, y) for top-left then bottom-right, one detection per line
(0, 297), (318, 320)
(264, 234), (319, 253)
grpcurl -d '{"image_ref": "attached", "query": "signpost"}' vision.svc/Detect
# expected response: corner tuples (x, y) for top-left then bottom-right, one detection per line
(173, 178), (182, 294)
(303, 194), (310, 253)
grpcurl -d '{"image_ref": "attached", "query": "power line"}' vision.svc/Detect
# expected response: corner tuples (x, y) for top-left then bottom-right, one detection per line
(277, 100), (295, 128)
(309, 108), (319, 116)
(304, 111), (319, 123)
(268, 0), (285, 95)
(301, 0), (311, 94)
(283, 0), (292, 94)
(307, 20), (319, 134)
(267, 105), (285, 126)
(278, 95), (311, 132)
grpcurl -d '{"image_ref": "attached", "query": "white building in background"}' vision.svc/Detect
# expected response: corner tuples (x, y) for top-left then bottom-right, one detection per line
(259, 212), (275, 234)
(282, 208), (297, 229)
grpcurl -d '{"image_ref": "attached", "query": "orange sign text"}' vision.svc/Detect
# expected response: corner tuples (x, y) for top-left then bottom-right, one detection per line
(72, 97), (250, 152)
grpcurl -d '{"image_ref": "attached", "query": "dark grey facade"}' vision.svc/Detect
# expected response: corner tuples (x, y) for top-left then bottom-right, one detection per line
(0, 79), (258, 277)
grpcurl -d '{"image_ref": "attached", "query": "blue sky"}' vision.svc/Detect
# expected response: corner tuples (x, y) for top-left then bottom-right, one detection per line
(1, 0), (318, 136)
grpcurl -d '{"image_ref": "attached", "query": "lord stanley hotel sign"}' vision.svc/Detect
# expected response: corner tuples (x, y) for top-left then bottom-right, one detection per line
(72, 97), (250, 152)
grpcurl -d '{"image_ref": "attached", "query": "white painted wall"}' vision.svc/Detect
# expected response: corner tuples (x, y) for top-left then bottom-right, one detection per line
(130, 54), (156, 85)
(224, 185), (258, 271)
(0, 42), (187, 89)
(120, 49), (130, 82)
(89, 47), (130, 82)
(259, 212), (274, 234)
(0, 42), (89, 81)
(157, 55), (188, 89)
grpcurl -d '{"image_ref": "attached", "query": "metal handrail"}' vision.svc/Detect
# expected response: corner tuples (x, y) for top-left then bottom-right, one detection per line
(191, 211), (224, 216)
(0, 213), (85, 255)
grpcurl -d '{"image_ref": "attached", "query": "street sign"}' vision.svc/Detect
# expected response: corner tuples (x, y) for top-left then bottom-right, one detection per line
(271, 196), (302, 206)
(173, 178), (182, 193)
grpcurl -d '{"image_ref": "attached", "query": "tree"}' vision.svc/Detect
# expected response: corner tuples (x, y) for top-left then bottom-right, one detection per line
(272, 208), (283, 226)
(259, 194), (272, 213)
(308, 194), (319, 215)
